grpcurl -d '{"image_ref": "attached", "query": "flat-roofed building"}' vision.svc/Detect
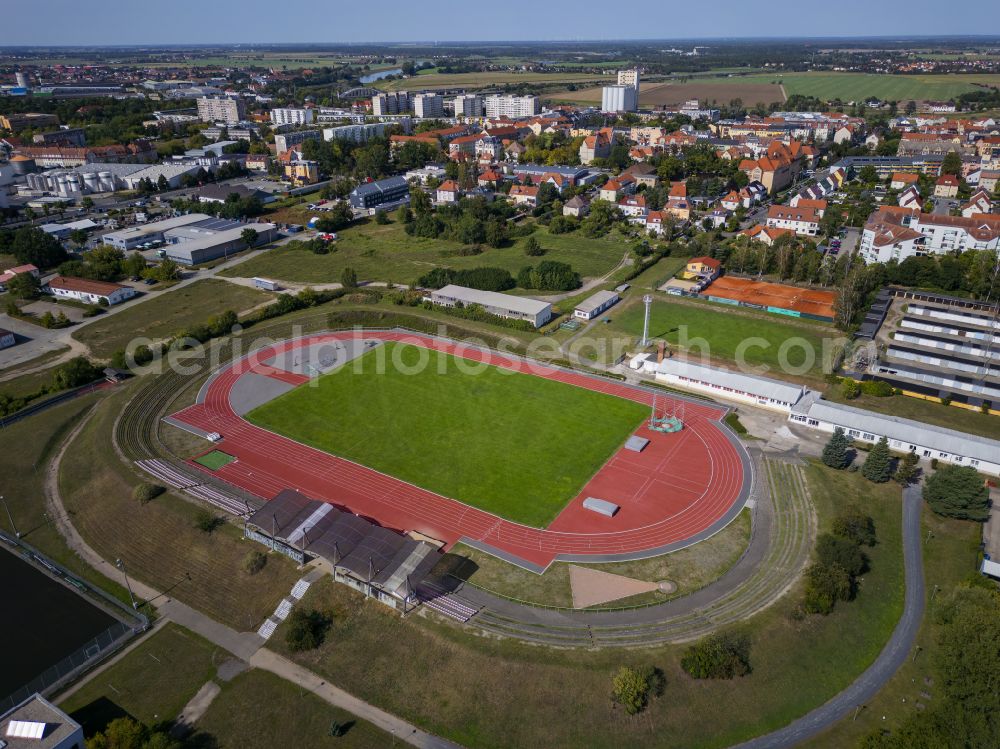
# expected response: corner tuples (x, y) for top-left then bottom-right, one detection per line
(636, 356), (806, 413)
(452, 94), (483, 118)
(348, 175), (410, 210)
(196, 96), (246, 124)
(413, 93), (445, 119)
(103, 213), (211, 250)
(574, 290), (620, 320)
(789, 394), (1000, 476)
(270, 107), (314, 126)
(429, 285), (552, 328)
(1, 693), (84, 749)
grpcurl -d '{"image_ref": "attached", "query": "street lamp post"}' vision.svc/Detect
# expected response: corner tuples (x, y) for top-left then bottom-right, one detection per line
(116, 558), (138, 610)
(1, 495), (20, 538)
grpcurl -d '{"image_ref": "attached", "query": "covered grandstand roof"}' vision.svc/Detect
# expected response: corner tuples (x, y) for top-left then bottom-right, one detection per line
(247, 489), (439, 600)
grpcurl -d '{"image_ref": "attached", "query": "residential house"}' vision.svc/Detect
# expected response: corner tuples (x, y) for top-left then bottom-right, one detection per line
(890, 172), (920, 191)
(961, 190), (993, 217)
(599, 180), (624, 202)
(645, 211), (669, 236)
(766, 205), (821, 236)
(705, 207), (732, 229)
(563, 195), (590, 217)
(0, 263), (39, 292)
(509, 184), (539, 207)
(618, 194), (648, 218)
(739, 154), (795, 195)
(579, 128), (614, 165)
(934, 174), (960, 198)
(622, 163), (659, 188)
(859, 205), (1000, 263)
(436, 180), (461, 204)
(740, 224), (796, 246)
(505, 141), (526, 162)
(478, 169), (503, 188)
(899, 185), (924, 210)
(683, 256), (722, 280)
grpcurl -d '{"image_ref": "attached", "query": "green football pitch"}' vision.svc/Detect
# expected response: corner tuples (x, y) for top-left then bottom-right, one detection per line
(246, 343), (649, 527)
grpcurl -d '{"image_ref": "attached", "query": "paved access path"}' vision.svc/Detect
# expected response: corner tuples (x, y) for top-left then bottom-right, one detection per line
(42, 405), (460, 749)
(733, 484), (925, 748)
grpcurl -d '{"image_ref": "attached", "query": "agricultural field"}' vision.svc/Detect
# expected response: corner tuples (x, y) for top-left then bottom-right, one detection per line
(586, 294), (842, 383)
(247, 342), (649, 527)
(551, 79), (786, 108)
(269, 461), (908, 749)
(72, 279), (274, 359)
(732, 72), (1000, 102)
(222, 220), (631, 286)
(377, 70), (609, 92)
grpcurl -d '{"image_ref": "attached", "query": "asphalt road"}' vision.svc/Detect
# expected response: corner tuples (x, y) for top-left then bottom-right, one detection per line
(733, 484), (925, 749)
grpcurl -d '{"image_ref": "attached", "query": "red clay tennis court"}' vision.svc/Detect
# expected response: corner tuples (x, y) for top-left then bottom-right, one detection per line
(703, 276), (837, 320)
(169, 331), (751, 571)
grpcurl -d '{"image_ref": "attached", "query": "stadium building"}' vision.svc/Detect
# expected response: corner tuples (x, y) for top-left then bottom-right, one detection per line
(245, 489), (440, 612)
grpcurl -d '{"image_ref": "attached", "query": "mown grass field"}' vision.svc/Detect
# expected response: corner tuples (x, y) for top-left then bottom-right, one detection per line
(590, 294), (842, 382)
(448, 508), (751, 608)
(223, 220), (630, 286)
(72, 279), (273, 359)
(247, 342), (648, 527)
(60, 623), (220, 732)
(270, 461), (907, 749)
(197, 669), (392, 748)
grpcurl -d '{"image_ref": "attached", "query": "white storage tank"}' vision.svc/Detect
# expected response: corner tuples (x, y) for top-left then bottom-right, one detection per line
(98, 171), (115, 192)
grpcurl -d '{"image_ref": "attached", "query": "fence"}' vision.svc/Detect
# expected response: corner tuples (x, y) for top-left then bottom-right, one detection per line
(0, 529), (148, 712)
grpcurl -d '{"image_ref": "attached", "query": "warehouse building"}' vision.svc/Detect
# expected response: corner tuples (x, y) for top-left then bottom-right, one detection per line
(574, 290), (620, 321)
(245, 489), (440, 612)
(429, 285), (553, 328)
(789, 394), (1000, 477)
(104, 214), (277, 264)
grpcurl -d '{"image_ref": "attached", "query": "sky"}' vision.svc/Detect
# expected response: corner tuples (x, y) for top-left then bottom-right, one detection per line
(2, 0), (999, 46)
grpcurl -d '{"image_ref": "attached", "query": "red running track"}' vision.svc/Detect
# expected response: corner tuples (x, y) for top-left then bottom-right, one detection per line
(170, 331), (750, 570)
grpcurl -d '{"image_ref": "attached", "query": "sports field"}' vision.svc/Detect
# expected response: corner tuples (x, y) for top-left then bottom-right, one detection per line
(246, 343), (648, 527)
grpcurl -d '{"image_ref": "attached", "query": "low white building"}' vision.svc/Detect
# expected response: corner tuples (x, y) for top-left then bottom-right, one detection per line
(635, 356), (805, 413)
(789, 394), (1000, 477)
(574, 290), (620, 321)
(45, 276), (136, 306)
(429, 285), (552, 328)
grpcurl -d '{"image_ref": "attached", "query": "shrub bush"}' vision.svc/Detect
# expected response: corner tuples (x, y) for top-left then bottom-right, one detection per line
(285, 608), (333, 652)
(680, 631), (752, 679)
(132, 483), (165, 504)
(242, 550), (267, 576)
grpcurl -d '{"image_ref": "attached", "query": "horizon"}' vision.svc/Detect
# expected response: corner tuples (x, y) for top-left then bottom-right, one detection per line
(2, 0), (999, 46)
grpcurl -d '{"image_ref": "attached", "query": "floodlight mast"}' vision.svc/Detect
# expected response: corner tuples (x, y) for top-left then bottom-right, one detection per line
(641, 295), (654, 347)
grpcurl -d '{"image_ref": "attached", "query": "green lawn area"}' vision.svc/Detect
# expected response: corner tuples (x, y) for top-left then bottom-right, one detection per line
(246, 342), (648, 527)
(60, 383), (302, 630)
(733, 72), (1000, 101)
(591, 295), (843, 381)
(196, 669), (392, 748)
(221, 221), (629, 286)
(194, 450), (236, 470)
(824, 386), (1000, 441)
(72, 279), (274, 359)
(60, 623), (220, 733)
(446, 508), (751, 608)
(0, 393), (135, 606)
(270, 461), (907, 749)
